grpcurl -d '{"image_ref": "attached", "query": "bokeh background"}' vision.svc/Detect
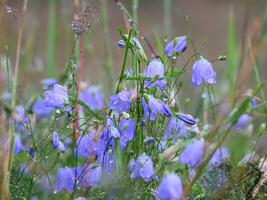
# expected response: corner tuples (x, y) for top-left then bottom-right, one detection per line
(1, 0), (267, 113)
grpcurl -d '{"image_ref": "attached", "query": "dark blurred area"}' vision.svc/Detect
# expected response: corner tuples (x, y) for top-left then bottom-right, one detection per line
(0, 0), (267, 98)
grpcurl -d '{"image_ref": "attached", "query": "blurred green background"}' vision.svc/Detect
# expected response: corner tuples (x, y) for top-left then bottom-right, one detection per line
(1, 0), (267, 113)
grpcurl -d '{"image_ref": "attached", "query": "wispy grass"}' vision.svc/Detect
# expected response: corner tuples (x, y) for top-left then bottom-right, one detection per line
(163, 0), (172, 38)
(101, 0), (115, 90)
(47, 0), (57, 77)
(227, 8), (238, 103)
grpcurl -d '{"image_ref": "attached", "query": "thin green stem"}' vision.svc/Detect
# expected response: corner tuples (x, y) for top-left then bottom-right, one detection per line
(115, 28), (133, 94)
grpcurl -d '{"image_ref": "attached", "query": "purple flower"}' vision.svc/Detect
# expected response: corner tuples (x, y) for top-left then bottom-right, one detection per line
(14, 135), (24, 155)
(117, 37), (143, 52)
(101, 118), (115, 142)
(52, 132), (65, 153)
(29, 147), (35, 158)
(109, 90), (133, 112)
(52, 132), (59, 148)
(80, 86), (105, 110)
(1, 91), (12, 102)
(77, 165), (102, 188)
(251, 99), (257, 107)
(76, 132), (104, 160)
(129, 154), (156, 182)
(98, 148), (116, 175)
(144, 136), (155, 145)
(156, 173), (184, 200)
(54, 167), (75, 193)
(101, 118), (135, 150)
(32, 99), (53, 119)
(43, 84), (68, 109)
(192, 58), (216, 86)
(117, 39), (125, 48)
(179, 139), (205, 168)
(142, 95), (172, 121)
(143, 59), (167, 90)
(14, 105), (29, 133)
(118, 118), (135, 149)
(164, 36), (187, 56)
(42, 78), (57, 88)
(58, 141), (66, 153)
(233, 114), (252, 131)
(177, 113), (197, 126)
(163, 117), (187, 141)
(108, 126), (120, 139)
(209, 147), (229, 166)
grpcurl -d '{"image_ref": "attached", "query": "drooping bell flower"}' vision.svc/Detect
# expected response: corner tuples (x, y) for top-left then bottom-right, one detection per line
(250, 98), (257, 107)
(58, 141), (66, 153)
(43, 84), (69, 109)
(80, 86), (105, 110)
(1, 91), (12, 102)
(14, 105), (29, 133)
(52, 132), (65, 153)
(54, 167), (75, 193)
(109, 90), (133, 112)
(76, 132), (105, 160)
(52, 132), (59, 149)
(164, 36), (187, 56)
(28, 147), (35, 158)
(156, 173), (184, 200)
(177, 113), (197, 126)
(101, 118), (115, 142)
(142, 94), (172, 121)
(109, 126), (121, 139)
(117, 39), (125, 48)
(233, 114), (252, 132)
(192, 58), (216, 86)
(163, 117), (187, 141)
(118, 118), (135, 149)
(143, 136), (155, 145)
(32, 99), (53, 119)
(179, 139), (205, 169)
(143, 59), (167, 91)
(14, 135), (24, 155)
(129, 154), (156, 182)
(209, 147), (230, 166)
(98, 148), (116, 175)
(41, 78), (57, 88)
(76, 165), (102, 188)
(117, 37), (147, 60)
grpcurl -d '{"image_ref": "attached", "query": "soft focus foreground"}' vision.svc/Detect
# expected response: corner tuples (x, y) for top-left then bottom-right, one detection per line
(1, 0), (267, 199)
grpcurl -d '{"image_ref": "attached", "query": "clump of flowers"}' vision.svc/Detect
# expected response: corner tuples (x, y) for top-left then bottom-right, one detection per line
(2, 3), (266, 200)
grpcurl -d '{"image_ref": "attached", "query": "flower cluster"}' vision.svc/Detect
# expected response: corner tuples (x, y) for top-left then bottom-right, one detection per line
(7, 29), (261, 200)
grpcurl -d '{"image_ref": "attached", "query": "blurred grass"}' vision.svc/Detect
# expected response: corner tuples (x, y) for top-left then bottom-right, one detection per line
(47, 0), (57, 77)
(227, 9), (238, 102)
(101, 0), (115, 90)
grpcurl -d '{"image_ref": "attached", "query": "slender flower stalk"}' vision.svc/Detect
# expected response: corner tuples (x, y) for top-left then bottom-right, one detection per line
(114, 28), (133, 94)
